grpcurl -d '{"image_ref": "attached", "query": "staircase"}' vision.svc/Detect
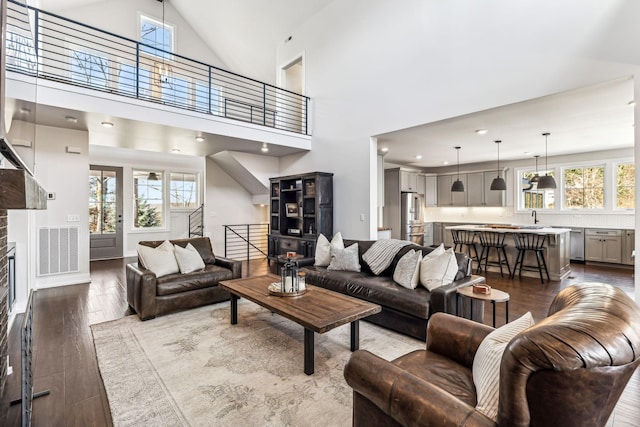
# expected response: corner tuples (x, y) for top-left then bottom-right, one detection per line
(189, 204), (204, 237)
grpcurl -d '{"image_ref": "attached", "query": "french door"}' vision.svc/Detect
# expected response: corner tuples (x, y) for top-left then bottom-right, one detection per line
(89, 165), (123, 260)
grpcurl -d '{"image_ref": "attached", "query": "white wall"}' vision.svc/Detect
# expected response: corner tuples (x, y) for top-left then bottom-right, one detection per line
(89, 145), (206, 256)
(276, 0), (640, 244)
(6, 125), (91, 294)
(205, 158), (266, 255)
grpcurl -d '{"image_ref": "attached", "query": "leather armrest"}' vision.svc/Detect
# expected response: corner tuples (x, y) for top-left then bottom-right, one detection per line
(426, 312), (493, 368)
(430, 274), (486, 314)
(295, 257), (315, 268)
(126, 263), (158, 320)
(344, 350), (495, 427)
(214, 256), (242, 279)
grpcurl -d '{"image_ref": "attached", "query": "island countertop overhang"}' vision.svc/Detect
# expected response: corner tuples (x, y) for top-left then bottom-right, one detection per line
(446, 224), (571, 235)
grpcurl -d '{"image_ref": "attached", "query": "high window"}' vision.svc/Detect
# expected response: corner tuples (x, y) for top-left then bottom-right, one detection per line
(195, 81), (221, 115)
(616, 163), (635, 209)
(563, 165), (605, 209)
(140, 15), (174, 58)
(5, 27), (37, 73)
(170, 172), (198, 209)
(133, 170), (164, 228)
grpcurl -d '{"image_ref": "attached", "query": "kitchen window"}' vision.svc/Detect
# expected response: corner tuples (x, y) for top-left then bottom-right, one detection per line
(563, 165), (605, 209)
(518, 169), (555, 210)
(616, 162), (635, 209)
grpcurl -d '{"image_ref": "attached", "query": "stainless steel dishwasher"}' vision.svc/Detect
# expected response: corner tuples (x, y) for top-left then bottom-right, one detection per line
(569, 228), (585, 262)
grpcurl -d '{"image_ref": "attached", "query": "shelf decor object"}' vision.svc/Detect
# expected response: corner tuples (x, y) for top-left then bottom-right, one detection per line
(490, 140), (507, 191)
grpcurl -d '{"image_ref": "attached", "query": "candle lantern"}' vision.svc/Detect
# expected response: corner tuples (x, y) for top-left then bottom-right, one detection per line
(280, 260), (299, 293)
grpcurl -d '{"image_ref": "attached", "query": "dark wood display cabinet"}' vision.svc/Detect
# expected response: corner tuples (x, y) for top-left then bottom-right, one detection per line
(268, 172), (333, 269)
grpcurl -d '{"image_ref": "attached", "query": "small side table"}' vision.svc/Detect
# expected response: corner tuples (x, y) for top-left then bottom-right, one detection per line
(456, 286), (510, 327)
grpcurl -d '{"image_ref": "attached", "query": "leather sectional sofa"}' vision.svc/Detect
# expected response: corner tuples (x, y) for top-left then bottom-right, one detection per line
(302, 239), (485, 340)
(126, 237), (242, 320)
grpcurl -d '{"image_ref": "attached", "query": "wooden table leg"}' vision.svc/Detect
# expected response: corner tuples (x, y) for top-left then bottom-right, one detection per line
(351, 320), (359, 351)
(230, 294), (238, 325)
(304, 328), (314, 375)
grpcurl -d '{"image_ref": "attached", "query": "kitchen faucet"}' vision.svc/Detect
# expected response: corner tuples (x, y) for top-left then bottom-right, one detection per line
(532, 210), (539, 224)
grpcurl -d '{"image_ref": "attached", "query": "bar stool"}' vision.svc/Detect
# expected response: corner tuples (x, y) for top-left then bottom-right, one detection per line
(511, 233), (550, 283)
(478, 231), (511, 277)
(451, 230), (481, 272)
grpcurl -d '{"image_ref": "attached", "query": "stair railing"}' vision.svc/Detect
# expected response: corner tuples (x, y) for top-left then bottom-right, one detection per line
(188, 204), (204, 237)
(223, 223), (269, 261)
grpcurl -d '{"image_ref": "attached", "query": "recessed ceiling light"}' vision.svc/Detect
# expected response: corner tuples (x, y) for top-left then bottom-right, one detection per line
(195, 136), (205, 142)
(19, 107), (31, 114)
(415, 155), (422, 160)
(261, 143), (269, 152)
(443, 161), (449, 165)
(381, 147), (389, 152)
(65, 116), (78, 123)
(628, 101), (636, 107)
(101, 121), (114, 128)
(171, 147), (181, 153)
(476, 129), (488, 135)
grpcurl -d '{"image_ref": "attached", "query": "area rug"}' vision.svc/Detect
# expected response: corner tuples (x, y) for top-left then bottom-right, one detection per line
(91, 300), (424, 427)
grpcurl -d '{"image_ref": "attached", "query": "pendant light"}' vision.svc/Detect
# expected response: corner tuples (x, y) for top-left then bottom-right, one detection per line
(451, 146), (465, 192)
(537, 132), (557, 189)
(490, 140), (506, 190)
(148, 171), (159, 181)
(531, 155), (540, 183)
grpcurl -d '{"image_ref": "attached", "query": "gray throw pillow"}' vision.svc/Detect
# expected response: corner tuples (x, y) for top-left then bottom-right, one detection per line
(327, 243), (361, 272)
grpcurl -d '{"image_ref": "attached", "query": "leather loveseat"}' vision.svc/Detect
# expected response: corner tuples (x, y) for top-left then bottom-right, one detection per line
(344, 283), (640, 427)
(126, 237), (242, 320)
(302, 239), (486, 340)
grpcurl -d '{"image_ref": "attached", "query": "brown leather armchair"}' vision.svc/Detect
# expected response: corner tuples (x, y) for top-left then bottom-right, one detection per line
(344, 283), (640, 427)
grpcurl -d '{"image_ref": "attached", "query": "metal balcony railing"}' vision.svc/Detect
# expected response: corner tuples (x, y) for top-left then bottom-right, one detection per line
(188, 204), (204, 238)
(223, 223), (269, 261)
(4, 0), (311, 135)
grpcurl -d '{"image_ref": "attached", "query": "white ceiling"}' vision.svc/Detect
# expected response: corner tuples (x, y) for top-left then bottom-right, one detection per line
(376, 78), (635, 168)
(22, 2), (636, 165)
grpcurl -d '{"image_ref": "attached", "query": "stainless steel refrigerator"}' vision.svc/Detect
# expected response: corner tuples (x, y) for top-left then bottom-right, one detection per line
(401, 192), (425, 245)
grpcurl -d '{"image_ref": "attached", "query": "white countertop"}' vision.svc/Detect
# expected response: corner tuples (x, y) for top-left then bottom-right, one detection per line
(446, 224), (571, 235)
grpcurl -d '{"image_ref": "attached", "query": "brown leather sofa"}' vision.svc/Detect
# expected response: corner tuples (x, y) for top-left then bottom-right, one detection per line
(126, 237), (241, 320)
(302, 239), (486, 340)
(344, 282), (640, 427)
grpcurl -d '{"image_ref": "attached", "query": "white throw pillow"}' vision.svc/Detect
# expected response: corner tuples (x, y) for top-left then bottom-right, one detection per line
(473, 312), (535, 421)
(393, 249), (422, 289)
(423, 243), (445, 260)
(136, 241), (180, 278)
(327, 243), (361, 272)
(419, 248), (458, 291)
(314, 232), (344, 267)
(174, 243), (206, 274)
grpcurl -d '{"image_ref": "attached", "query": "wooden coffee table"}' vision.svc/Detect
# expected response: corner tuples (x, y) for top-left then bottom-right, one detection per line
(219, 274), (381, 375)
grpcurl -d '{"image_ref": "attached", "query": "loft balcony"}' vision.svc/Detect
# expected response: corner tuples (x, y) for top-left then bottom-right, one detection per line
(4, 0), (311, 138)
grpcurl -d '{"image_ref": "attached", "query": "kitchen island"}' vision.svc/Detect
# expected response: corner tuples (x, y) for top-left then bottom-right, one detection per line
(446, 224), (572, 281)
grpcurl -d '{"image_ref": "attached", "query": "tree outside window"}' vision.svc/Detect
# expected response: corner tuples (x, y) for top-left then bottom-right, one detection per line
(170, 172), (198, 209)
(616, 163), (635, 209)
(71, 49), (110, 88)
(133, 170), (164, 228)
(89, 170), (117, 234)
(563, 166), (604, 209)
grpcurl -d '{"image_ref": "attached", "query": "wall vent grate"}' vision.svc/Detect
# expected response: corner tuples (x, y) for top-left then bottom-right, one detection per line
(38, 227), (80, 276)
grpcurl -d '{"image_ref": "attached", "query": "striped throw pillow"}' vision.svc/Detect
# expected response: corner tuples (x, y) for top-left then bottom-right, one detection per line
(472, 312), (535, 420)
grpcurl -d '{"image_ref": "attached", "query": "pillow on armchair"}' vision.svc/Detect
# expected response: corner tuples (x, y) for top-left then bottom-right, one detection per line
(174, 243), (206, 274)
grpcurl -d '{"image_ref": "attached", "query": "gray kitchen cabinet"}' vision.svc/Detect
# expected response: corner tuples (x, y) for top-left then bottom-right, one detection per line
(417, 173), (426, 196)
(585, 229), (622, 264)
(424, 175), (437, 206)
(466, 171), (505, 206)
(622, 230), (635, 265)
(400, 171), (418, 192)
(437, 175), (466, 206)
(423, 222), (434, 246)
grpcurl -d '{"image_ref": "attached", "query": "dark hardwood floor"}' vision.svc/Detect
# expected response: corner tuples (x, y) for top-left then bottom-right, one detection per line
(0, 258), (637, 426)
